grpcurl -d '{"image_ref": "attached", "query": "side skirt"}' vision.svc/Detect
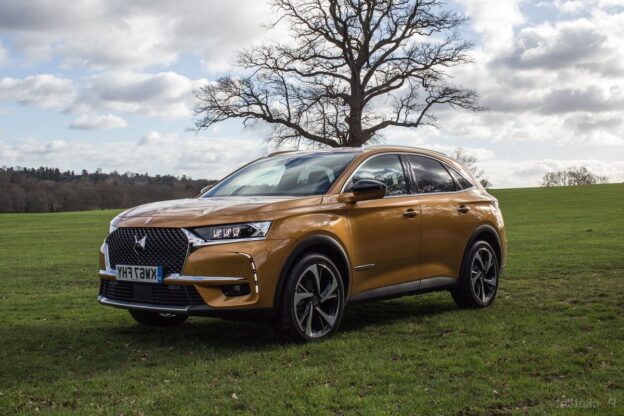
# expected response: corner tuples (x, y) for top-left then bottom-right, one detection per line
(347, 277), (458, 304)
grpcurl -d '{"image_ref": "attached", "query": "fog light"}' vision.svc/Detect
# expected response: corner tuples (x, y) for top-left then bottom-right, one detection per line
(221, 284), (251, 297)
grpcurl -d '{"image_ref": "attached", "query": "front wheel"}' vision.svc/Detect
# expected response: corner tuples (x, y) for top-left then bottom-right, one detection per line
(129, 310), (189, 327)
(451, 241), (499, 308)
(274, 253), (345, 342)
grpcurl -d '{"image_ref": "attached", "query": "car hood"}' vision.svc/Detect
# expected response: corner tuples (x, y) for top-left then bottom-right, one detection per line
(117, 196), (322, 226)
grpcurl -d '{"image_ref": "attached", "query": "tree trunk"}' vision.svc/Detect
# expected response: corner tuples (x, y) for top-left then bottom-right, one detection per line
(347, 81), (367, 147)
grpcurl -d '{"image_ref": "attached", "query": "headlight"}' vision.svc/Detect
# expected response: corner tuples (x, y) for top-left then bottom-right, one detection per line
(191, 221), (271, 243)
(109, 215), (121, 234)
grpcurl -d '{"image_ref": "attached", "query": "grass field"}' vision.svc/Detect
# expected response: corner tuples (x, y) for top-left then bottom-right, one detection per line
(0, 184), (623, 415)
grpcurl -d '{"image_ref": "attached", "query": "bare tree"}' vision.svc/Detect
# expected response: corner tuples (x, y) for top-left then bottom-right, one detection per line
(194, 0), (483, 147)
(541, 172), (560, 187)
(541, 166), (608, 187)
(452, 147), (491, 188)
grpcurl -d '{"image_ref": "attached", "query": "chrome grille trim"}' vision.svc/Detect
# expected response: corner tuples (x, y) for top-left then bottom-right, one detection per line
(105, 227), (189, 276)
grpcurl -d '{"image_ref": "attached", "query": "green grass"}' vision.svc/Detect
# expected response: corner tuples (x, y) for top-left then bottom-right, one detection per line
(1, 184), (623, 415)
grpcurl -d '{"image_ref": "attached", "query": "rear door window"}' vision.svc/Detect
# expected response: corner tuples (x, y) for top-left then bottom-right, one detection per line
(407, 155), (457, 193)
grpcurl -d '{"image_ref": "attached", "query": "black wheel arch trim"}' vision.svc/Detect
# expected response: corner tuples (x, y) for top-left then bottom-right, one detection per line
(274, 234), (352, 309)
(463, 224), (504, 272)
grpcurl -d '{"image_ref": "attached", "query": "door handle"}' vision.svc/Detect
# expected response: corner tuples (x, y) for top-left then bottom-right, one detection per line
(403, 209), (418, 218)
(457, 205), (470, 214)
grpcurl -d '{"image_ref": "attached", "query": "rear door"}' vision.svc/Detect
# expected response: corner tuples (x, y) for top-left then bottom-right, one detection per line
(405, 154), (478, 279)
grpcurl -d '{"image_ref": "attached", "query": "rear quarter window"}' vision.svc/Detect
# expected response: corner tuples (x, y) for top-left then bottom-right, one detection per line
(447, 167), (475, 190)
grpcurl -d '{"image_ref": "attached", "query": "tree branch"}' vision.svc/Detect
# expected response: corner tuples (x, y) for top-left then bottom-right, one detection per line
(194, 0), (483, 149)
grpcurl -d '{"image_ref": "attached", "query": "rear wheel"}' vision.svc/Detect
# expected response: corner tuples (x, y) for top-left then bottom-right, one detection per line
(451, 241), (499, 308)
(274, 253), (345, 342)
(129, 310), (189, 327)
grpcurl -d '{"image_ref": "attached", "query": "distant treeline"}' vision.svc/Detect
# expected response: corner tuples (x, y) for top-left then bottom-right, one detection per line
(541, 166), (609, 187)
(0, 167), (217, 213)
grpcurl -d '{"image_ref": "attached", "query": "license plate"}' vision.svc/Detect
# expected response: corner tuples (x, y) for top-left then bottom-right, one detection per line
(116, 265), (164, 284)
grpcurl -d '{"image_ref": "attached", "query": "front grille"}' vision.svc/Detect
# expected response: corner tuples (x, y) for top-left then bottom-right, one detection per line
(100, 280), (205, 306)
(106, 228), (189, 275)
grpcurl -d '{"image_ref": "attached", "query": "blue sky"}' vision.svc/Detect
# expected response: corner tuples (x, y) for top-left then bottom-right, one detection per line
(1, 0), (623, 187)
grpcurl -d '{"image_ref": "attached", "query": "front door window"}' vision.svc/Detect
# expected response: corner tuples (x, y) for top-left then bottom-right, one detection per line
(346, 154), (409, 197)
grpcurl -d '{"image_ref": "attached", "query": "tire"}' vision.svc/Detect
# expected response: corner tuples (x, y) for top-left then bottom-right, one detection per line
(129, 310), (189, 327)
(274, 253), (345, 342)
(451, 240), (500, 309)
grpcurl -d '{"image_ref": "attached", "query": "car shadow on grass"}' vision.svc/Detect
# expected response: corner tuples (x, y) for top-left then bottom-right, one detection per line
(2, 296), (458, 387)
(341, 297), (457, 332)
(109, 295), (458, 349)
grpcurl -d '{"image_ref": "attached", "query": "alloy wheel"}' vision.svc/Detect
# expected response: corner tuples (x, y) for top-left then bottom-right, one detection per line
(470, 247), (498, 305)
(293, 263), (341, 338)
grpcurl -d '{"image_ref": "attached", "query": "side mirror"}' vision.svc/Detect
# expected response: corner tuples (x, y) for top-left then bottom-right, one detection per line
(338, 179), (387, 203)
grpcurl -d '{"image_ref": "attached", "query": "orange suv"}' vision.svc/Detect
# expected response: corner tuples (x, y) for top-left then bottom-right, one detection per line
(99, 146), (507, 341)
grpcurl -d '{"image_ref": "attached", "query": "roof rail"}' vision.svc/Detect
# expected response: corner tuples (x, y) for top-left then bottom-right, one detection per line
(266, 145), (447, 157)
(267, 150), (300, 157)
(267, 147), (362, 157)
(362, 144), (448, 157)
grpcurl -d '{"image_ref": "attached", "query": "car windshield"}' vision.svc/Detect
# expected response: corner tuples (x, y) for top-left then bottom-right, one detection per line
(203, 152), (359, 197)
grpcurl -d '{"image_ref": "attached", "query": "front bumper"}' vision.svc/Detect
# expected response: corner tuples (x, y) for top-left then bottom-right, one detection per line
(99, 237), (293, 313)
(97, 294), (275, 319)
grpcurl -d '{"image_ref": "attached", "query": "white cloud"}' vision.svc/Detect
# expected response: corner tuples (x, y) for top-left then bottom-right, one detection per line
(0, 42), (7, 65)
(460, 0), (525, 52)
(553, 0), (589, 13)
(553, 0), (624, 14)
(0, 0), (273, 71)
(2, 137), (68, 157)
(68, 113), (127, 131)
(433, 1), (624, 157)
(0, 74), (76, 109)
(0, 71), (205, 120)
(137, 130), (166, 146)
(381, 126), (497, 160)
(496, 15), (624, 77)
(540, 86), (624, 114)
(0, 132), (267, 180)
(481, 158), (624, 188)
(72, 71), (206, 119)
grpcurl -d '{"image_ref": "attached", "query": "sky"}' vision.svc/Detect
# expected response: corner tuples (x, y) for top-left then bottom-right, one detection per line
(0, 0), (623, 188)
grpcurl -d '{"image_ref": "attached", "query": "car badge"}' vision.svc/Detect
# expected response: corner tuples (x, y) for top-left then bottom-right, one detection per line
(134, 235), (147, 255)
